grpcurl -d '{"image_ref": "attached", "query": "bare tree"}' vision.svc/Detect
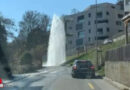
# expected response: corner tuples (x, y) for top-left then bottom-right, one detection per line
(19, 11), (50, 40)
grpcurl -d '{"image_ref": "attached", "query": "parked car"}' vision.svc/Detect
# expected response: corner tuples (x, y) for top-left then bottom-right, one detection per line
(103, 39), (113, 44)
(71, 60), (95, 78)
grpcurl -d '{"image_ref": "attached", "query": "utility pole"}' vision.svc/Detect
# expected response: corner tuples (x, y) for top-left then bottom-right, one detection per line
(95, 0), (99, 69)
(125, 23), (129, 45)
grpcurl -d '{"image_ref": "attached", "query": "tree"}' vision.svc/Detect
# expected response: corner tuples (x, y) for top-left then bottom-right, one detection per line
(0, 13), (14, 48)
(20, 52), (33, 65)
(0, 13), (14, 78)
(19, 11), (50, 40)
(30, 45), (46, 68)
(7, 11), (50, 73)
(26, 28), (49, 49)
(0, 25), (7, 48)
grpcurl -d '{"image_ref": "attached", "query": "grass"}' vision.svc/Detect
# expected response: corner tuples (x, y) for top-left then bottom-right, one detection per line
(97, 66), (105, 76)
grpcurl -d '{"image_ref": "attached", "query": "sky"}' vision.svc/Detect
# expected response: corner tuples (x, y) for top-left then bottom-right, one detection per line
(0, 0), (117, 24)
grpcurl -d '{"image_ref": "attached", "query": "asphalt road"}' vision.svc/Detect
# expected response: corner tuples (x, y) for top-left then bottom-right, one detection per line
(2, 66), (119, 90)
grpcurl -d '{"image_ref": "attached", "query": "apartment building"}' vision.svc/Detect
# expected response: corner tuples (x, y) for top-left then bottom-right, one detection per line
(64, 3), (124, 56)
(124, 0), (130, 12)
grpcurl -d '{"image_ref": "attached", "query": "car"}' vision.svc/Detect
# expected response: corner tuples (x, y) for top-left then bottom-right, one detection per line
(103, 39), (113, 44)
(71, 60), (95, 78)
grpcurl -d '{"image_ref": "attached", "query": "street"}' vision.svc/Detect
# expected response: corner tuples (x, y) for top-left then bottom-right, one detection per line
(3, 66), (119, 90)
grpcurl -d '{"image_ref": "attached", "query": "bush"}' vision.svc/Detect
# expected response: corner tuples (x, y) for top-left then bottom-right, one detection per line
(20, 52), (33, 65)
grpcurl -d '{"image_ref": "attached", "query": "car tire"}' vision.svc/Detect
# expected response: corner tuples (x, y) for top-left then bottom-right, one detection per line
(72, 73), (76, 78)
(91, 73), (95, 78)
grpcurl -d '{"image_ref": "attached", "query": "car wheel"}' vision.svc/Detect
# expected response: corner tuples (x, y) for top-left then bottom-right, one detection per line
(72, 74), (76, 78)
(87, 72), (92, 79)
(91, 73), (95, 78)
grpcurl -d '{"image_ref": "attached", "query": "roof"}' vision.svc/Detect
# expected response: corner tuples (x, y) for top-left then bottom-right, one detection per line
(122, 13), (130, 22)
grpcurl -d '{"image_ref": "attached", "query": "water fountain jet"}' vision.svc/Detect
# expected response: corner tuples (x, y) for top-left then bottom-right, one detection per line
(46, 15), (66, 66)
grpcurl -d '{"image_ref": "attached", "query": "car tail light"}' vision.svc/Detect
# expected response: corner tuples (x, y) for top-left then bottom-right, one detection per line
(73, 66), (77, 70)
(91, 66), (95, 70)
(0, 78), (3, 88)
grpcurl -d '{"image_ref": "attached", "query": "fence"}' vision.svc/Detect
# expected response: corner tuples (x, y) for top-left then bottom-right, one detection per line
(105, 44), (130, 61)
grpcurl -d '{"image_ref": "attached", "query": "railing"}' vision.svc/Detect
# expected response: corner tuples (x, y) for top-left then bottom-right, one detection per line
(105, 44), (130, 61)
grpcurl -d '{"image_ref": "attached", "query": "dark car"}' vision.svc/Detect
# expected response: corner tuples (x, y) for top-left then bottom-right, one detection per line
(71, 60), (95, 78)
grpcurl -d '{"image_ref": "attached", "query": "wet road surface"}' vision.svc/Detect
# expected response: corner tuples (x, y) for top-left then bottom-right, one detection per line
(2, 66), (119, 90)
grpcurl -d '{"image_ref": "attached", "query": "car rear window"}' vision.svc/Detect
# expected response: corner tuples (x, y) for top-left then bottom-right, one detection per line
(77, 61), (92, 68)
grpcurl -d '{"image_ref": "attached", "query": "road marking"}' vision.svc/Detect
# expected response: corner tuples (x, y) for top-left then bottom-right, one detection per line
(88, 83), (95, 89)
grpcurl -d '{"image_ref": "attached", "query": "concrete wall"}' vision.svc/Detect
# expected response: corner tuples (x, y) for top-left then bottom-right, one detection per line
(105, 61), (130, 87)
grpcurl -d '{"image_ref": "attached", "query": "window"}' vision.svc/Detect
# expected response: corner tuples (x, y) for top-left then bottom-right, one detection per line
(65, 22), (67, 30)
(78, 31), (85, 38)
(96, 12), (103, 18)
(97, 36), (109, 40)
(77, 15), (84, 23)
(95, 20), (96, 24)
(76, 23), (83, 30)
(88, 37), (91, 42)
(116, 21), (122, 26)
(106, 11), (109, 15)
(88, 21), (91, 25)
(95, 36), (97, 40)
(111, 6), (115, 9)
(107, 28), (110, 32)
(89, 29), (91, 33)
(68, 40), (72, 44)
(88, 13), (91, 17)
(96, 19), (109, 24)
(118, 14), (123, 18)
(76, 39), (83, 46)
(68, 26), (72, 29)
(97, 28), (103, 35)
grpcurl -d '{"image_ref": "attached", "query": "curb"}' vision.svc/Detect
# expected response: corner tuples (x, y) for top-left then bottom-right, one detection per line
(104, 77), (130, 90)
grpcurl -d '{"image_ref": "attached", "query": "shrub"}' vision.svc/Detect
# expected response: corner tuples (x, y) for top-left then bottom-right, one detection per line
(20, 52), (32, 65)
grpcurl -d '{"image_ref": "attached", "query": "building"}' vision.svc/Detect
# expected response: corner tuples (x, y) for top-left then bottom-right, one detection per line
(124, 0), (130, 12)
(117, 0), (124, 10)
(64, 3), (124, 56)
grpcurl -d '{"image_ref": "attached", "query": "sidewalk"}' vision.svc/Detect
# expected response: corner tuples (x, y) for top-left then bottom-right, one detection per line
(104, 77), (130, 90)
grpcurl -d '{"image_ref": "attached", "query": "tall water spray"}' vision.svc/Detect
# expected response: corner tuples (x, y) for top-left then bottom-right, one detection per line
(46, 15), (66, 66)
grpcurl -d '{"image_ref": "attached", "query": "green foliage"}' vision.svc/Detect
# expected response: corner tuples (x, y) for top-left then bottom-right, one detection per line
(97, 66), (105, 76)
(20, 52), (33, 65)
(0, 24), (7, 48)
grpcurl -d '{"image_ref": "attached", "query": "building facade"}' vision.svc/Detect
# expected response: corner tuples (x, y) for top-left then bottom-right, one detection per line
(124, 0), (130, 12)
(64, 3), (124, 56)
